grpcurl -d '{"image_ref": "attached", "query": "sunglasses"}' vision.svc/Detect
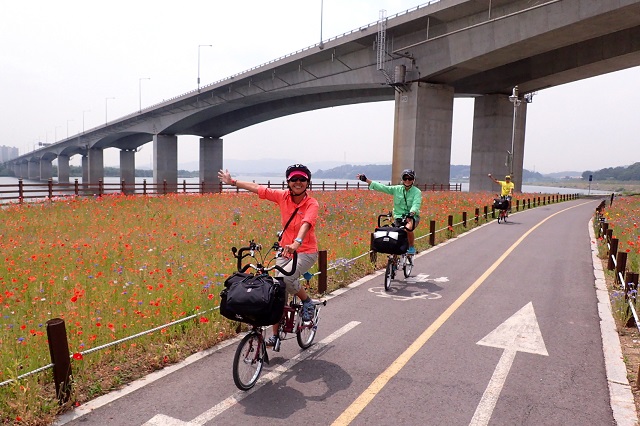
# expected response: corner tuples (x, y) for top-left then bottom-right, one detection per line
(289, 177), (308, 183)
(402, 176), (414, 181)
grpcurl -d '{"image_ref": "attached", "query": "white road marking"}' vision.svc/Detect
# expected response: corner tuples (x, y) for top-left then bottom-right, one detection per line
(367, 287), (442, 301)
(142, 321), (361, 426)
(469, 302), (548, 426)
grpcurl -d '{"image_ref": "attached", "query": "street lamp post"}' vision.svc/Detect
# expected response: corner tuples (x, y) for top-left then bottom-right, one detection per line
(105, 97), (115, 124)
(139, 77), (150, 112)
(82, 110), (91, 133)
(508, 86), (521, 178)
(319, 0), (324, 49)
(66, 119), (74, 138)
(198, 44), (212, 92)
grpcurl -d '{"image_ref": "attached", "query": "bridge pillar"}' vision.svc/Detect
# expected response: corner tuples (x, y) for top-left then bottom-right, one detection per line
(199, 137), (223, 193)
(20, 162), (28, 179)
(40, 159), (53, 181)
(469, 94), (527, 192)
(153, 134), (178, 193)
(88, 148), (104, 187)
(28, 160), (39, 180)
(57, 155), (70, 184)
(120, 149), (136, 193)
(392, 83), (454, 186)
(81, 154), (89, 185)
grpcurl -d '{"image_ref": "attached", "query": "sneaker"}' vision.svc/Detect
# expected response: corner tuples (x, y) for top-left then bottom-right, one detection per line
(407, 246), (416, 255)
(301, 300), (315, 322)
(265, 335), (278, 347)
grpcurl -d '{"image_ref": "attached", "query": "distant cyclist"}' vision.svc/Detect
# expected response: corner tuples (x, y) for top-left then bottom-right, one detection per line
(488, 174), (515, 211)
(218, 164), (318, 346)
(356, 169), (422, 255)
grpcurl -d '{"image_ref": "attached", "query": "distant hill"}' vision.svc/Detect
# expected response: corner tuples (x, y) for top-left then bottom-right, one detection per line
(583, 162), (640, 181)
(314, 164), (550, 183)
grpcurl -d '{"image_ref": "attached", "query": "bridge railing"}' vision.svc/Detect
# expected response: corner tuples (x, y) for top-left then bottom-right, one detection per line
(0, 178), (461, 204)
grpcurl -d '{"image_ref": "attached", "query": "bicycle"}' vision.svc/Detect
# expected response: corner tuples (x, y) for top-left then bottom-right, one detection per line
(229, 240), (326, 391)
(373, 212), (414, 292)
(493, 195), (510, 223)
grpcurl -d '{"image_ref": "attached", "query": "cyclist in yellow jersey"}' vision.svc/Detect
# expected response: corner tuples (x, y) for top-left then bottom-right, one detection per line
(488, 174), (515, 211)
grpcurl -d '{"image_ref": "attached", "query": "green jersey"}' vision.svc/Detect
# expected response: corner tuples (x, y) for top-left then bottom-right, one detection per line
(368, 181), (422, 219)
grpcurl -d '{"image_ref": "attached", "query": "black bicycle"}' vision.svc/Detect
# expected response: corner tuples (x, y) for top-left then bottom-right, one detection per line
(373, 212), (414, 291)
(229, 241), (326, 390)
(493, 195), (510, 223)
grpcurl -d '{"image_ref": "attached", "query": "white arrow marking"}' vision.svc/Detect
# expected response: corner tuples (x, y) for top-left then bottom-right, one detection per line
(470, 302), (548, 426)
(143, 321), (360, 426)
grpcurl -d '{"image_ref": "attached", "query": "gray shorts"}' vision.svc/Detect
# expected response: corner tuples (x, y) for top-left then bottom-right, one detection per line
(276, 252), (318, 294)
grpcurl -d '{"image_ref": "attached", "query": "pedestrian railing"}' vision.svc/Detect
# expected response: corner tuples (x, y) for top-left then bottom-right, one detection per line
(0, 179), (462, 204)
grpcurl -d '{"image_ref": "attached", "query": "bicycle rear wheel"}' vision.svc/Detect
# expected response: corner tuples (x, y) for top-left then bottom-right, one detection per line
(232, 332), (264, 391)
(403, 255), (413, 278)
(297, 305), (318, 349)
(384, 258), (394, 291)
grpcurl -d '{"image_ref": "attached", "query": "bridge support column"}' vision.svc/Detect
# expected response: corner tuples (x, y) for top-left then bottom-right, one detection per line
(153, 134), (178, 193)
(469, 94), (527, 192)
(40, 159), (53, 181)
(57, 155), (70, 184)
(392, 83), (454, 186)
(88, 148), (104, 187)
(20, 162), (28, 179)
(120, 149), (136, 193)
(82, 154), (89, 185)
(199, 137), (223, 193)
(28, 160), (39, 180)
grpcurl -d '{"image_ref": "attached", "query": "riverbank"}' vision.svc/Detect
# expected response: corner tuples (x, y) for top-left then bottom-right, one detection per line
(533, 179), (640, 195)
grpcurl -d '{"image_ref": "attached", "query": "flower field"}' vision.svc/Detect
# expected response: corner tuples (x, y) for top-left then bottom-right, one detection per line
(600, 195), (640, 272)
(0, 189), (558, 424)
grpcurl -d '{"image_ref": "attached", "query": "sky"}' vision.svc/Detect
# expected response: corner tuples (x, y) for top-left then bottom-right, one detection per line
(1, 0), (639, 175)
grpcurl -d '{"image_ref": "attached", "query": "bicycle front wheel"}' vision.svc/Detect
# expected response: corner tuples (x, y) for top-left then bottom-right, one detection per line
(232, 332), (264, 391)
(297, 306), (317, 349)
(384, 258), (393, 291)
(403, 255), (413, 278)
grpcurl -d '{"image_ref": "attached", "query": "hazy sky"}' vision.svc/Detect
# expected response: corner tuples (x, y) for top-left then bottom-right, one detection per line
(1, 0), (639, 174)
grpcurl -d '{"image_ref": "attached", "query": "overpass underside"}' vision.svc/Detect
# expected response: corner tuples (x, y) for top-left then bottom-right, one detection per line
(10, 0), (640, 195)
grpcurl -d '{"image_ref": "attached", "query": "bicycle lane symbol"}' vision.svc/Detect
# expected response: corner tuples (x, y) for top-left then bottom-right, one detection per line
(368, 273), (446, 301)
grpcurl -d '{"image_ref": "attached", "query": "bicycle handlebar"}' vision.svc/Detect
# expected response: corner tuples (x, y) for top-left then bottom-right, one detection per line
(377, 211), (412, 228)
(232, 242), (298, 276)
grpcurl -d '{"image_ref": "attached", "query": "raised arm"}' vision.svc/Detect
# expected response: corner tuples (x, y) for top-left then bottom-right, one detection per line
(217, 169), (261, 193)
(487, 173), (499, 184)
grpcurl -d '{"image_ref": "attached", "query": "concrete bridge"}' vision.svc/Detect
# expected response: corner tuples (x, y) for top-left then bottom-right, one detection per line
(7, 0), (640, 192)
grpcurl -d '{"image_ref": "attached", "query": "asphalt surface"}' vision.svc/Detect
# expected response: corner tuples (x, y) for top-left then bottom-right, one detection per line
(54, 198), (638, 426)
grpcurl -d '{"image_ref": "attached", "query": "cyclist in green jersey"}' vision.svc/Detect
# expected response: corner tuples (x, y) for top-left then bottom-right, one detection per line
(357, 169), (422, 254)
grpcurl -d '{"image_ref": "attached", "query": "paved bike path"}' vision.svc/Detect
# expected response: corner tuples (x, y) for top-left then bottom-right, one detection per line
(55, 198), (636, 425)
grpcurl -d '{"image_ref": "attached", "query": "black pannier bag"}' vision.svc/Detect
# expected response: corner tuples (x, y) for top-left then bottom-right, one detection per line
(219, 272), (286, 326)
(493, 198), (509, 210)
(370, 226), (409, 255)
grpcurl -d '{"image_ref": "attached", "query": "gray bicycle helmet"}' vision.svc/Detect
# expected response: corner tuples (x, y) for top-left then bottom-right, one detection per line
(401, 169), (415, 180)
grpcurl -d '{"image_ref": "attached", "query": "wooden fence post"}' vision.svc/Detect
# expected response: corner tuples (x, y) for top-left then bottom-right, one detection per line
(615, 251), (627, 285)
(607, 237), (618, 270)
(429, 220), (436, 246)
(318, 250), (327, 294)
(46, 318), (72, 404)
(462, 211), (467, 228)
(18, 178), (24, 203)
(48, 178), (53, 199)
